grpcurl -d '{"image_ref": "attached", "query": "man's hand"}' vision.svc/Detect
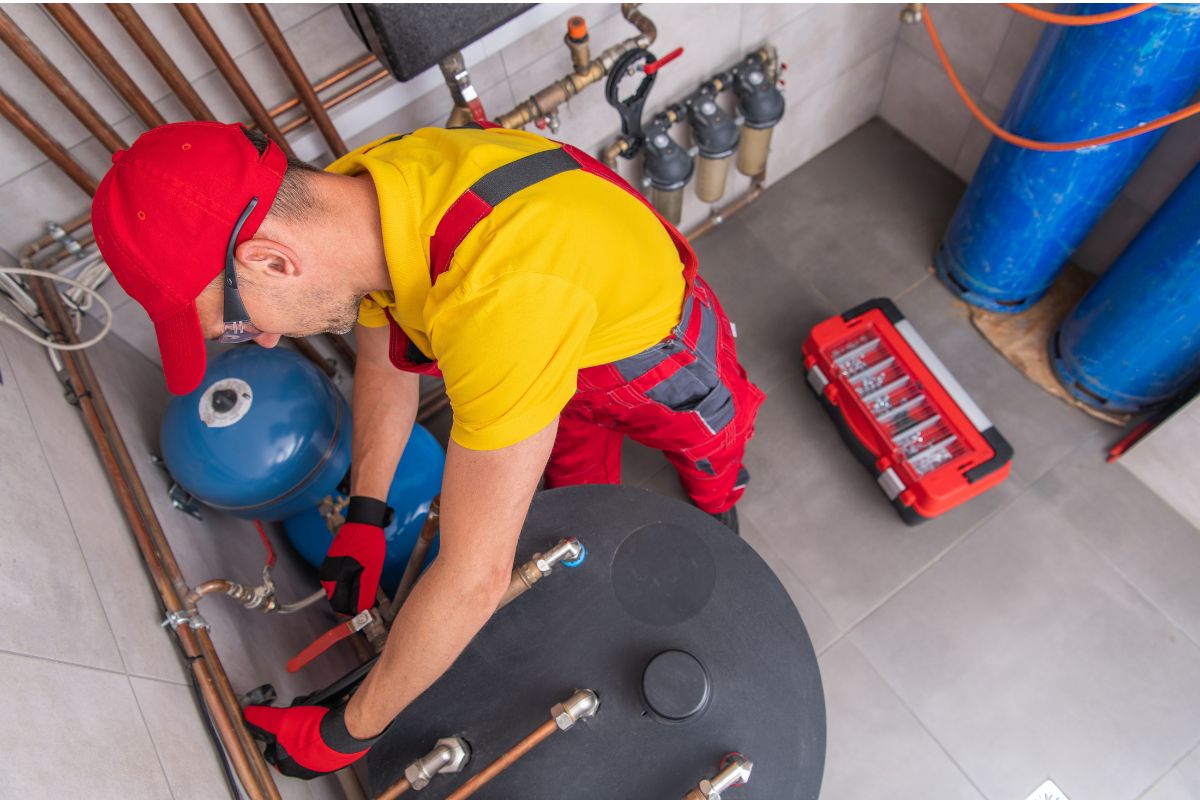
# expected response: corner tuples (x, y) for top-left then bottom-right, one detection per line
(244, 702), (378, 779)
(341, 418), (559, 739)
(318, 496), (389, 615)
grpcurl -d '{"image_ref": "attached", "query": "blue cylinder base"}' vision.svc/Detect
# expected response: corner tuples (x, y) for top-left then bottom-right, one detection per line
(1050, 330), (1150, 412)
(284, 423), (446, 593)
(935, 244), (1044, 314)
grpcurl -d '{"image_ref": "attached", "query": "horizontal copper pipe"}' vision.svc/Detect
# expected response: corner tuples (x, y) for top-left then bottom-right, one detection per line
(375, 776), (412, 800)
(268, 53), (376, 119)
(45, 4), (167, 129)
(279, 68), (389, 135)
(175, 3), (295, 156)
(0, 8), (126, 153)
(0, 87), (97, 194)
(106, 3), (214, 122)
(685, 181), (765, 241)
(246, 3), (347, 156)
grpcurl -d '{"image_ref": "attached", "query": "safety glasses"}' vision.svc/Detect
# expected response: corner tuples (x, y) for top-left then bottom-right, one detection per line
(220, 196), (263, 344)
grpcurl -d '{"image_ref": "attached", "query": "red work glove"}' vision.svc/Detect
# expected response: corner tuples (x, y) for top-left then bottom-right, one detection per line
(318, 496), (389, 616)
(244, 702), (378, 779)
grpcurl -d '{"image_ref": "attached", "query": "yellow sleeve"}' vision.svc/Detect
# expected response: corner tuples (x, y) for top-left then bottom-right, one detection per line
(356, 292), (390, 329)
(431, 273), (597, 450)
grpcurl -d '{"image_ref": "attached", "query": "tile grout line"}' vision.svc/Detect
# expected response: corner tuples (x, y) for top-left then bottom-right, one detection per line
(847, 638), (993, 800)
(1132, 735), (1200, 800)
(126, 673), (185, 800)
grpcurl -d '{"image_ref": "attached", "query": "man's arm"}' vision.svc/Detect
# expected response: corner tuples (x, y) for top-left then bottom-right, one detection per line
(342, 417), (559, 738)
(350, 322), (419, 499)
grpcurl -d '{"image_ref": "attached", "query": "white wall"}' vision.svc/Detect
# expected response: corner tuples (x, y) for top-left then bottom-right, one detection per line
(878, 3), (1200, 275)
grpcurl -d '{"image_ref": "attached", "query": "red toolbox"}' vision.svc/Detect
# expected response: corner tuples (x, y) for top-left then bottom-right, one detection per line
(802, 299), (1012, 523)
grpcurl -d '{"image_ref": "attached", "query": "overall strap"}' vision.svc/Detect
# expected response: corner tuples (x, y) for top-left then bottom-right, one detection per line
(428, 146), (579, 280)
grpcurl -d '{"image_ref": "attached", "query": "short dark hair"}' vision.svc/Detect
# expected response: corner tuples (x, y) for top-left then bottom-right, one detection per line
(242, 127), (322, 222)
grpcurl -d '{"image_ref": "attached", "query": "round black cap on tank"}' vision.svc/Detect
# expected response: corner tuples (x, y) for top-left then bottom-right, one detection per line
(641, 649), (712, 724)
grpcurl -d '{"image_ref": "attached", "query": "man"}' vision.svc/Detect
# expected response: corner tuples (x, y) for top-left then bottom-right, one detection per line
(92, 120), (763, 778)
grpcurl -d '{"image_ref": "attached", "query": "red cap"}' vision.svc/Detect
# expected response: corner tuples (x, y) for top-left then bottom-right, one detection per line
(92, 121), (287, 395)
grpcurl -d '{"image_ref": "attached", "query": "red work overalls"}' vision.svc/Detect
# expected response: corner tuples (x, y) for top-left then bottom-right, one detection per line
(377, 126), (764, 514)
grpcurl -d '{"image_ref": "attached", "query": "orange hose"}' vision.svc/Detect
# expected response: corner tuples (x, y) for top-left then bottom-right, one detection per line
(923, 7), (1200, 153)
(1004, 3), (1155, 26)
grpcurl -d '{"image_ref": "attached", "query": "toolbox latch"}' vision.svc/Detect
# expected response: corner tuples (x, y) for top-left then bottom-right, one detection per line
(806, 364), (830, 395)
(876, 467), (905, 500)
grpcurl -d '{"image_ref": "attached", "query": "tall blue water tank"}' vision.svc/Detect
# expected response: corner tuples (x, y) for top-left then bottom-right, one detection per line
(935, 4), (1200, 312)
(1051, 162), (1200, 412)
(283, 424), (445, 594)
(159, 347), (351, 521)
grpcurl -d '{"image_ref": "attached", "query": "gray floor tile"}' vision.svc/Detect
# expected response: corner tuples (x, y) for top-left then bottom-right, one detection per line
(896, 275), (1113, 487)
(850, 485), (1200, 800)
(0, 333), (123, 671)
(741, 510), (841, 654)
(1140, 744), (1200, 800)
(738, 363), (1020, 629)
(819, 640), (984, 800)
(1036, 448), (1200, 649)
(0, 651), (171, 798)
(3, 326), (187, 683)
(130, 676), (232, 800)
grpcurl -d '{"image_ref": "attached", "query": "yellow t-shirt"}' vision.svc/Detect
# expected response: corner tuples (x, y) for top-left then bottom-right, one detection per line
(326, 127), (687, 450)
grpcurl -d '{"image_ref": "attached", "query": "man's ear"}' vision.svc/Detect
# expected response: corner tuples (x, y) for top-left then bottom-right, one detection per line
(235, 237), (302, 280)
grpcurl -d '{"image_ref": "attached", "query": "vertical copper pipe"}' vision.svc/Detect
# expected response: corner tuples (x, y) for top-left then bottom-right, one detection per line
(289, 336), (336, 377)
(0, 88), (97, 194)
(0, 8), (126, 152)
(44, 4), (167, 128)
(244, 3), (347, 156)
(175, 3), (295, 156)
(23, 274), (277, 800)
(106, 3), (214, 121)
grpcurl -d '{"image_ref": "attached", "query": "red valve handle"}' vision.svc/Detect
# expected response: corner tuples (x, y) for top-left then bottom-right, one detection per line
(644, 47), (683, 75)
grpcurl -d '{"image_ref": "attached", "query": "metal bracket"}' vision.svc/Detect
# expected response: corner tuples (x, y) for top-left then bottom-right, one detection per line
(46, 221), (85, 260)
(163, 608), (209, 631)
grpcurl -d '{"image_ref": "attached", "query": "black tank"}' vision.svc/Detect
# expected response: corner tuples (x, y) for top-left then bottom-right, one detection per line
(366, 485), (825, 799)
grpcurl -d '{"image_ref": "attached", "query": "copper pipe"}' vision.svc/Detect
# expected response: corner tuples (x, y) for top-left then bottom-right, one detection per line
(25, 214), (92, 259)
(44, 4), (166, 128)
(279, 68), (389, 135)
(445, 720), (559, 800)
(325, 332), (357, 370)
(416, 389), (451, 423)
(22, 271), (278, 800)
(0, 8), (126, 152)
(389, 496), (440, 611)
(600, 138), (628, 170)
(685, 180), (765, 241)
(289, 336), (336, 377)
(494, 4), (656, 130)
(0, 88), (97, 194)
(106, 3), (214, 121)
(175, 3), (294, 156)
(269, 53), (376, 119)
(245, 3), (347, 156)
(375, 776), (412, 800)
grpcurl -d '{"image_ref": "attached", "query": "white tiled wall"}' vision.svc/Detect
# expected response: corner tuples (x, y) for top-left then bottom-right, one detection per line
(879, 3), (1200, 275)
(0, 3), (900, 365)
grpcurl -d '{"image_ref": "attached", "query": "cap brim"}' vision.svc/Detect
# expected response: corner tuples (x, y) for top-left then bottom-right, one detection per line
(154, 302), (208, 395)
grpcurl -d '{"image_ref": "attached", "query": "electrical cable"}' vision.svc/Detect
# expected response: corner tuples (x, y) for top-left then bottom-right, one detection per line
(0, 267), (112, 350)
(1004, 2), (1155, 26)
(922, 6), (1200, 153)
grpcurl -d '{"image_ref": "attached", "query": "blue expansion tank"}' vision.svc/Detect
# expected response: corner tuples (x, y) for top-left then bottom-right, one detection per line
(160, 346), (352, 521)
(1051, 162), (1200, 412)
(283, 423), (445, 594)
(935, 3), (1200, 312)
